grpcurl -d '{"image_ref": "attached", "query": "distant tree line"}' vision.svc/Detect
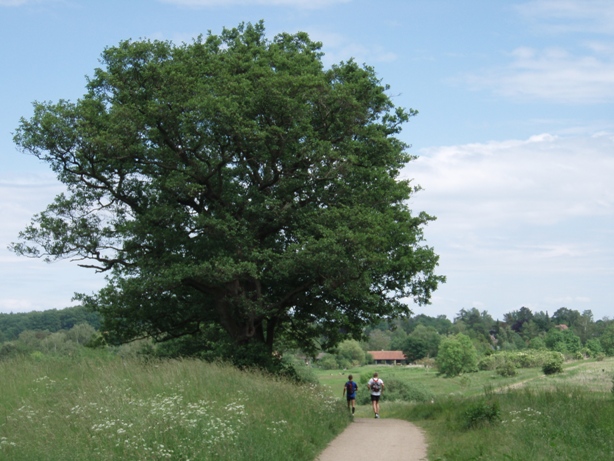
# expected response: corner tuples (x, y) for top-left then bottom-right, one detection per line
(0, 306), (100, 342)
(3, 305), (614, 377)
(316, 307), (614, 372)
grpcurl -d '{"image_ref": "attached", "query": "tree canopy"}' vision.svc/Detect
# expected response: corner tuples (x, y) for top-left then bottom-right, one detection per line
(11, 22), (443, 365)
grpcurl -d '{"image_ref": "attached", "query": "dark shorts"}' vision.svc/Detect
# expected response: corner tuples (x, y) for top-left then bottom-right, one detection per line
(371, 394), (380, 402)
(346, 396), (356, 401)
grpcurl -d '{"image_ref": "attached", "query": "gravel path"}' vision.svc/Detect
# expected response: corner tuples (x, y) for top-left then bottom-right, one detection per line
(316, 417), (428, 461)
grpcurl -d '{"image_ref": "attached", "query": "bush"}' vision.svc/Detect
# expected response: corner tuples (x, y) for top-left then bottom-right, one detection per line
(496, 361), (517, 377)
(316, 354), (338, 370)
(477, 354), (497, 371)
(585, 339), (603, 357)
(436, 334), (478, 377)
(478, 350), (566, 371)
(542, 356), (564, 375)
(461, 400), (501, 429)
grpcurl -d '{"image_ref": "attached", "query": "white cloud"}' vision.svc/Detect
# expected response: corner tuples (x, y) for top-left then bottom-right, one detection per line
(406, 133), (614, 229)
(458, 1), (614, 103)
(301, 28), (397, 67)
(158, 0), (350, 9)
(0, 174), (106, 313)
(516, 0), (614, 35)
(404, 132), (614, 294)
(464, 44), (614, 104)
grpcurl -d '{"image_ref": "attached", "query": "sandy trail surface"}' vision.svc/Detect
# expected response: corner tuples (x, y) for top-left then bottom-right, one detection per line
(316, 417), (428, 461)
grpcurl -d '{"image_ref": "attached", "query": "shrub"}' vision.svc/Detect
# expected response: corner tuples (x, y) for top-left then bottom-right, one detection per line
(317, 354), (338, 370)
(585, 339), (603, 357)
(416, 357), (436, 368)
(528, 336), (546, 350)
(496, 361), (517, 377)
(461, 400), (500, 429)
(477, 354), (497, 371)
(543, 356), (564, 375)
(436, 334), (478, 377)
(478, 350), (566, 372)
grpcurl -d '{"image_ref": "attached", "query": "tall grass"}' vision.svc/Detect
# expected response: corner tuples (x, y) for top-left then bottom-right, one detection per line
(0, 352), (350, 460)
(314, 359), (614, 459)
(383, 359), (614, 460)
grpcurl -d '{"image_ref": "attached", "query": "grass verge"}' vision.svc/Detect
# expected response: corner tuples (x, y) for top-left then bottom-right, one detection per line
(0, 352), (350, 460)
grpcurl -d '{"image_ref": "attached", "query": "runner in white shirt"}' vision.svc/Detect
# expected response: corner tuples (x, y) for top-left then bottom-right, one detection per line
(367, 372), (384, 418)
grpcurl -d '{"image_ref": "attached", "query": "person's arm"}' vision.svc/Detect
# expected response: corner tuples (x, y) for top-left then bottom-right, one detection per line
(342, 384), (346, 397)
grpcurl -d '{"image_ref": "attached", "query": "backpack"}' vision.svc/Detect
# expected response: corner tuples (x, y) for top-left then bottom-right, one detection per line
(370, 379), (381, 393)
(346, 381), (355, 395)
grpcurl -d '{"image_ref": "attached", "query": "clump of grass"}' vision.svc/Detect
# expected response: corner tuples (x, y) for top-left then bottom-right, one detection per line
(0, 353), (349, 460)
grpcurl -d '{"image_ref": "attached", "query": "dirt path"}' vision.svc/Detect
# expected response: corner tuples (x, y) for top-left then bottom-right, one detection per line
(316, 417), (428, 461)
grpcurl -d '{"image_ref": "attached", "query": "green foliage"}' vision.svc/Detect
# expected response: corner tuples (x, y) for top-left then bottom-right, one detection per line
(528, 336), (547, 350)
(401, 324), (441, 362)
(0, 306), (100, 342)
(544, 328), (582, 355)
(543, 355), (564, 375)
(496, 361), (517, 377)
(461, 399), (501, 429)
(366, 330), (391, 351)
(317, 354), (338, 370)
(586, 338), (604, 356)
(436, 333), (478, 377)
(400, 313), (452, 335)
(12, 21), (444, 368)
(453, 308), (494, 342)
(478, 350), (566, 371)
(336, 340), (366, 366)
(599, 324), (614, 356)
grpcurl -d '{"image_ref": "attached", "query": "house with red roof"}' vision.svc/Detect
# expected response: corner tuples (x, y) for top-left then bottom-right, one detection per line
(368, 350), (407, 365)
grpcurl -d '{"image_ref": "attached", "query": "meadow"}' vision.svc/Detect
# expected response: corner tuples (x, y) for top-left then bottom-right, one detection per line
(3, 351), (614, 460)
(316, 359), (614, 460)
(0, 351), (350, 461)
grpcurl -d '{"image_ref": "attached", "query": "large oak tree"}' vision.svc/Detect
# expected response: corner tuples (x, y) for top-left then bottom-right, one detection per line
(12, 22), (444, 363)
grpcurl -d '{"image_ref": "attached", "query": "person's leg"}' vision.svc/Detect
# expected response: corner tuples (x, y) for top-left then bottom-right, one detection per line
(351, 398), (355, 414)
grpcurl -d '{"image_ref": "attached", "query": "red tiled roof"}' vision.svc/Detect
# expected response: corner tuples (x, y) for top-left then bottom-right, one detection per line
(368, 350), (406, 360)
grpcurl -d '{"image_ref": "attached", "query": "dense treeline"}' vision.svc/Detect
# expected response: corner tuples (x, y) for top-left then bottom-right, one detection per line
(3, 305), (614, 377)
(0, 306), (100, 342)
(366, 307), (614, 357)
(318, 306), (614, 371)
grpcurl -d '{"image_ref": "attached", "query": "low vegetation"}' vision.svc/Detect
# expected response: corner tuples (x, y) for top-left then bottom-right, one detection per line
(0, 352), (349, 461)
(324, 358), (614, 460)
(4, 304), (614, 460)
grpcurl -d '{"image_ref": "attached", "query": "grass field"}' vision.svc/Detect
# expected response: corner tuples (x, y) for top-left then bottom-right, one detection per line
(3, 352), (614, 460)
(0, 352), (350, 461)
(315, 358), (614, 460)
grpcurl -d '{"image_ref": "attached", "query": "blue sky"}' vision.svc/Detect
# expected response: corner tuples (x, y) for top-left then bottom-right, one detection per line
(1, 0), (613, 322)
